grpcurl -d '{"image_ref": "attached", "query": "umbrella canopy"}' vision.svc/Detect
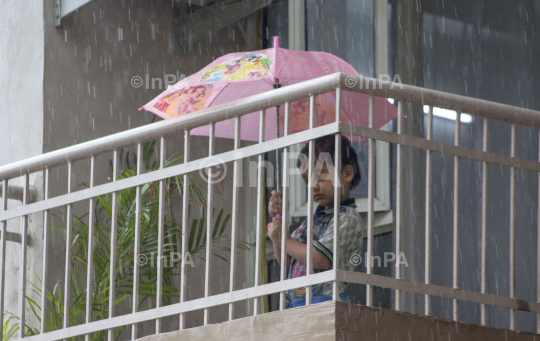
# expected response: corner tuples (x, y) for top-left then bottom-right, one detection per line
(141, 37), (397, 142)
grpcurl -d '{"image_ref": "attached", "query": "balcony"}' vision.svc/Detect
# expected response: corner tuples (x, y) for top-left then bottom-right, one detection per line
(1, 72), (540, 340)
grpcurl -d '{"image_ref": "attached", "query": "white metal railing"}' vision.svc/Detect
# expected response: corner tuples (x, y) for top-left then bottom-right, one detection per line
(1, 72), (540, 340)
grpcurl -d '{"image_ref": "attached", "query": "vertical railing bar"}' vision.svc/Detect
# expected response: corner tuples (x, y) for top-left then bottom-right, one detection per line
(0, 179), (7, 341)
(333, 86), (342, 301)
(63, 162), (73, 334)
(254, 111), (265, 316)
(156, 137), (166, 334)
(366, 94), (375, 307)
(306, 94), (316, 306)
(280, 102), (290, 310)
(180, 130), (190, 330)
(425, 106), (433, 316)
(229, 117), (241, 320)
(108, 150), (119, 341)
(131, 143), (143, 340)
(85, 156), (96, 341)
(481, 119), (489, 327)
(395, 101), (403, 311)
(453, 110), (461, 322)
(40, 170), (50, 334)
(204, 123), (215, 325)
(306, 95), (318, 303)
(510, 123), (516, 330)
(537, 128), (540, 333)
(19, 174), (29, 338)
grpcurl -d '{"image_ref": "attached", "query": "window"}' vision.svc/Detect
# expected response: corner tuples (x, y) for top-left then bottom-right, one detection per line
(287, 0), (392, 236)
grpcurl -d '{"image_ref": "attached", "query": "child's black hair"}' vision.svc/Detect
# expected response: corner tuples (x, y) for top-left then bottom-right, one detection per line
(296, 135), (361, 189)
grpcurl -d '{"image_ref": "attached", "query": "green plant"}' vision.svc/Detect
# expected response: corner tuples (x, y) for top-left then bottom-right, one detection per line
(2, 313), (20, 341)
(24, 140), (248, 340)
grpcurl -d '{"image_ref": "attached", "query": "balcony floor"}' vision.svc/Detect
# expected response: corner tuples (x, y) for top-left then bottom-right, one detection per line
(139, 301), (538, 341)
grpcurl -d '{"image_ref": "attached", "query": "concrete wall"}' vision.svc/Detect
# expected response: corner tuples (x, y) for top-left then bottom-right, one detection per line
(137, 301), (539, 341)
(0, 0), (44, 167)
(0, 0), (44, 330)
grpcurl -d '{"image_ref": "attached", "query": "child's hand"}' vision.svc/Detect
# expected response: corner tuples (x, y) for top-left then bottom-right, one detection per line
(268, 217), (290, 244)
(268, 190), (282, 218)
(267, 217), (282, 244)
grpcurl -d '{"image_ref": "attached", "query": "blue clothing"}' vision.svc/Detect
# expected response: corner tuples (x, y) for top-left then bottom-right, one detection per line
(291, 294), (350, 308)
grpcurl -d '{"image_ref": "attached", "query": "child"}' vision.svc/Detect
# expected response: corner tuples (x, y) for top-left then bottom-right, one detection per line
(267, 135), (363, 308)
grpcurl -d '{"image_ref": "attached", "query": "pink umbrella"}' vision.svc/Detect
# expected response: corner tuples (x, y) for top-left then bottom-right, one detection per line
(140, 37), (397, 142)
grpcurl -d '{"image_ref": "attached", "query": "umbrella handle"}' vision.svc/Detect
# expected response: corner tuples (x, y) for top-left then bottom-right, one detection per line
(268, 193), (283, 231)
(267, 214), (282, 229)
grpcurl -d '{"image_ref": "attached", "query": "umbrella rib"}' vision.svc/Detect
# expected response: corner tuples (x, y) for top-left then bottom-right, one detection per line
(204, 82), (232, 110)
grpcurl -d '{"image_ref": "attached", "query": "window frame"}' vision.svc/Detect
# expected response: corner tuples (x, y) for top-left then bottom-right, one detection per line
(55, 0), (95, 27)
(287, 0), (393, 235)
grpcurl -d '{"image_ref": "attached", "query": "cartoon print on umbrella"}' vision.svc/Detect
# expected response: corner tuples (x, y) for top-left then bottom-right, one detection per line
(200, 53), (273, 82)
(154, 85), (214, 118)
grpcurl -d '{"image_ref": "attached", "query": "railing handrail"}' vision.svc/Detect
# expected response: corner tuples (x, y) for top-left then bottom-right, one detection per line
(2, 72), (540, 180)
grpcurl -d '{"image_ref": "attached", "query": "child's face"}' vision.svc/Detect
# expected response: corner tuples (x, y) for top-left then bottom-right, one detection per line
(301, 159), (354, 208)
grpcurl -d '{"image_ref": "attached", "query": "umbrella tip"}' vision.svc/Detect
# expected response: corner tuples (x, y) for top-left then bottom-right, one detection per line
(274, 36), (280, 49)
